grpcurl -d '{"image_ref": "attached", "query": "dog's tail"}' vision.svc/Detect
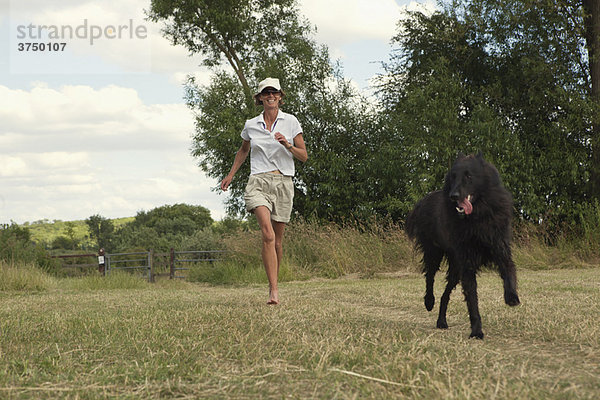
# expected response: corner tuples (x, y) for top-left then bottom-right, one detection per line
(404, 207), (418, 241)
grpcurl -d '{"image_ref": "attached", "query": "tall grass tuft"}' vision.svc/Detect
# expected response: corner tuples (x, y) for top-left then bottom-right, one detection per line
(187, 216), (600, 285)
(0, 261), (57, 291)
(282, 219), (415, 277)
(187, 218), (416, 285)
(513, 203), (600, 268)
(574, 199), (600, 258)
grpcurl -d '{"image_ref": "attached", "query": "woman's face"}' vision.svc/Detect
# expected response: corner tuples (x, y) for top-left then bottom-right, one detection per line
(260, 88), (281, 110)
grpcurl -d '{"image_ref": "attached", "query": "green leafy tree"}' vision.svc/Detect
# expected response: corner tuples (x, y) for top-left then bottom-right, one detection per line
(64, 221), (77, 242)
(583, 0), (600, 197)
(378, 1), (598, 224)
(51, 236), (77, 250)
(461, 0), (600, 201)
(148, 0), (381, 222)
(130, 204), (213, 236)
(113, 204), (214, 252)
(51, 221), (79, 250)
(85, 215), (114, 250)
(147, 0), (316, 110)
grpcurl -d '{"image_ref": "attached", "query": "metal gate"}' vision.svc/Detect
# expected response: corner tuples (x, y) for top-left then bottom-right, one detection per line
(52, 249), (226, 282)
(105, 251), (152, 282)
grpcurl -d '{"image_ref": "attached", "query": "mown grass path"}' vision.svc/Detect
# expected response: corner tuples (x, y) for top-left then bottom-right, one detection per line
(1, 269), (599, 399)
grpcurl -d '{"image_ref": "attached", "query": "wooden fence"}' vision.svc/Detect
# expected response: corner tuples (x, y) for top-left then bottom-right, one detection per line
(51, 248), (227, 282)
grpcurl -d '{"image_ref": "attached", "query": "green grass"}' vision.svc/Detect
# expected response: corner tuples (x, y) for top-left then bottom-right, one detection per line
(1, 268), (599, 399)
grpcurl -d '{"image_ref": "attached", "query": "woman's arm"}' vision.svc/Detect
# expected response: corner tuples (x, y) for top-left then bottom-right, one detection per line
(220, 140), (250, 191)
(289, 133), (308, 162)
(275, 132), (308, 163)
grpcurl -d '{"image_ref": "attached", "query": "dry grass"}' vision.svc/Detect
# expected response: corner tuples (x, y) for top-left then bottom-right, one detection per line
(213, 219), (599, 286)
(0, 260), (57, 291)
(219, 220), (416, 283)
(1, 268), (599, 399)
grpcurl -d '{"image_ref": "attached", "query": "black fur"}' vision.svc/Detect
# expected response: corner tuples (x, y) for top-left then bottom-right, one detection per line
(405, 153), (520, 339)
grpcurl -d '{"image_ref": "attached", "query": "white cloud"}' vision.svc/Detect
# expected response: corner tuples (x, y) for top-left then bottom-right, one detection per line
(299, 0), (438, 47)
(300, 0), (401, 46)
(36, 151), (89, 169)
(0, 84), (192, 150)
(0, 155), (28, 177)
(0, 152), (89, 178)
(298, 0), (437, 89)
(10, 0), (156, 74)
(0, 84), (224, 223)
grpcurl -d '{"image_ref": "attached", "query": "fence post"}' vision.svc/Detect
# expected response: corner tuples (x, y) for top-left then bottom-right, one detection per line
(148, 250), (153, 283)
(169, 248), (175, 279)
(98, 248), (106, 276)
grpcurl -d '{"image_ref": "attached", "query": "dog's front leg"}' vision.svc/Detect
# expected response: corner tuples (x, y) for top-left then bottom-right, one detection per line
(437, 270), (459, 329)
(423, 247), (443, 311)
(496, 248), (520, 306)
(461, 270), (484, 339)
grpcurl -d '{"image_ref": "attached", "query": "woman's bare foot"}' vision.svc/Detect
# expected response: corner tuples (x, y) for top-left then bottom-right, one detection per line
(267, 288), (279, 305)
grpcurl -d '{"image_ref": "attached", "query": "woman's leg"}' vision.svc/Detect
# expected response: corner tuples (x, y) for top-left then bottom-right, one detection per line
(272, 221), (286, 277)
(254, 206), (279, 304)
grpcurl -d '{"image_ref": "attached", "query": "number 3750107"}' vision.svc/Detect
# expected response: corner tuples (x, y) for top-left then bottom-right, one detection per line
(17, 42), (67, 51)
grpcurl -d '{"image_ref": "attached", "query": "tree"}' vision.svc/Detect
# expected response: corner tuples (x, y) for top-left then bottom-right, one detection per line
(112, 204), (214, 252)
(51, 236), (77, 250)
(583, 0), (600, 197)
(85, 215), (114, 250)
(462, 0), (600, 201)
(129, 203), (213, 236)
(64, 221), (77, 243)
(378, 0), (598, 224)
(149, 0), (380, 221)
(147, 0), (313, 110)
(51, 221), (79, 250)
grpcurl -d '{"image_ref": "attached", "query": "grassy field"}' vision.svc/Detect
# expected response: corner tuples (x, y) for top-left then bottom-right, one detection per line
(1, 266), (599, 399)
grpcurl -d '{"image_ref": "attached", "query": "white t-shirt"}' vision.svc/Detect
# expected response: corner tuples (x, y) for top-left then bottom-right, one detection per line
(241, 110), (303, 176)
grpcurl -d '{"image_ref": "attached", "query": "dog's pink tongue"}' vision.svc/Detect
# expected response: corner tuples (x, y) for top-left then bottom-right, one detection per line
(459, 198), (473, 215)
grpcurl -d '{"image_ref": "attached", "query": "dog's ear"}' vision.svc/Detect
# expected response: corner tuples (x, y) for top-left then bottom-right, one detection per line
(476, 151), (484, 160)
(457, 152), (466, 160)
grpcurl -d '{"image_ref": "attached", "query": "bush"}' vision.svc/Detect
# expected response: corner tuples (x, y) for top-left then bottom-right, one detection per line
(179, 227), (225, 252)
(0, 224), (60, 273)
(51, 235), (78, 250)
(112, 204), (218, 253)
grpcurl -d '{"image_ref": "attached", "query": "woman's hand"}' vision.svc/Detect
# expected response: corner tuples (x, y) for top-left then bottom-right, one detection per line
(274, 132), (291, 148)
(221, 174), (233, 191)
(221, 141), (250, 191)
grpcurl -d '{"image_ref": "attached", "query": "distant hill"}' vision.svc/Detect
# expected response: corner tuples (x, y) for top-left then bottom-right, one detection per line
(23, 217), (134, 248)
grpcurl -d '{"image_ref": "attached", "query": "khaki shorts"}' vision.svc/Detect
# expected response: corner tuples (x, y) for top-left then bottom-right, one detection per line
(244, 172), (294, 223)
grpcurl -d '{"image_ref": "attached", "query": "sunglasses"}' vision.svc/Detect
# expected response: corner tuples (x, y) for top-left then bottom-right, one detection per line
(260, 89), (281, 96)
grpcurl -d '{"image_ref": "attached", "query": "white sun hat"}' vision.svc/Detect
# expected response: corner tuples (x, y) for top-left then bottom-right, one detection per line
(255, 77), (281, 95)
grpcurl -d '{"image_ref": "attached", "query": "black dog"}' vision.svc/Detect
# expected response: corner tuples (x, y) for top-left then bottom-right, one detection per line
(405, 153), (520, 339)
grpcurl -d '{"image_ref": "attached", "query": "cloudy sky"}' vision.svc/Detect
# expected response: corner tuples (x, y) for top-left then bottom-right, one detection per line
(0, 0), (435, 224)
